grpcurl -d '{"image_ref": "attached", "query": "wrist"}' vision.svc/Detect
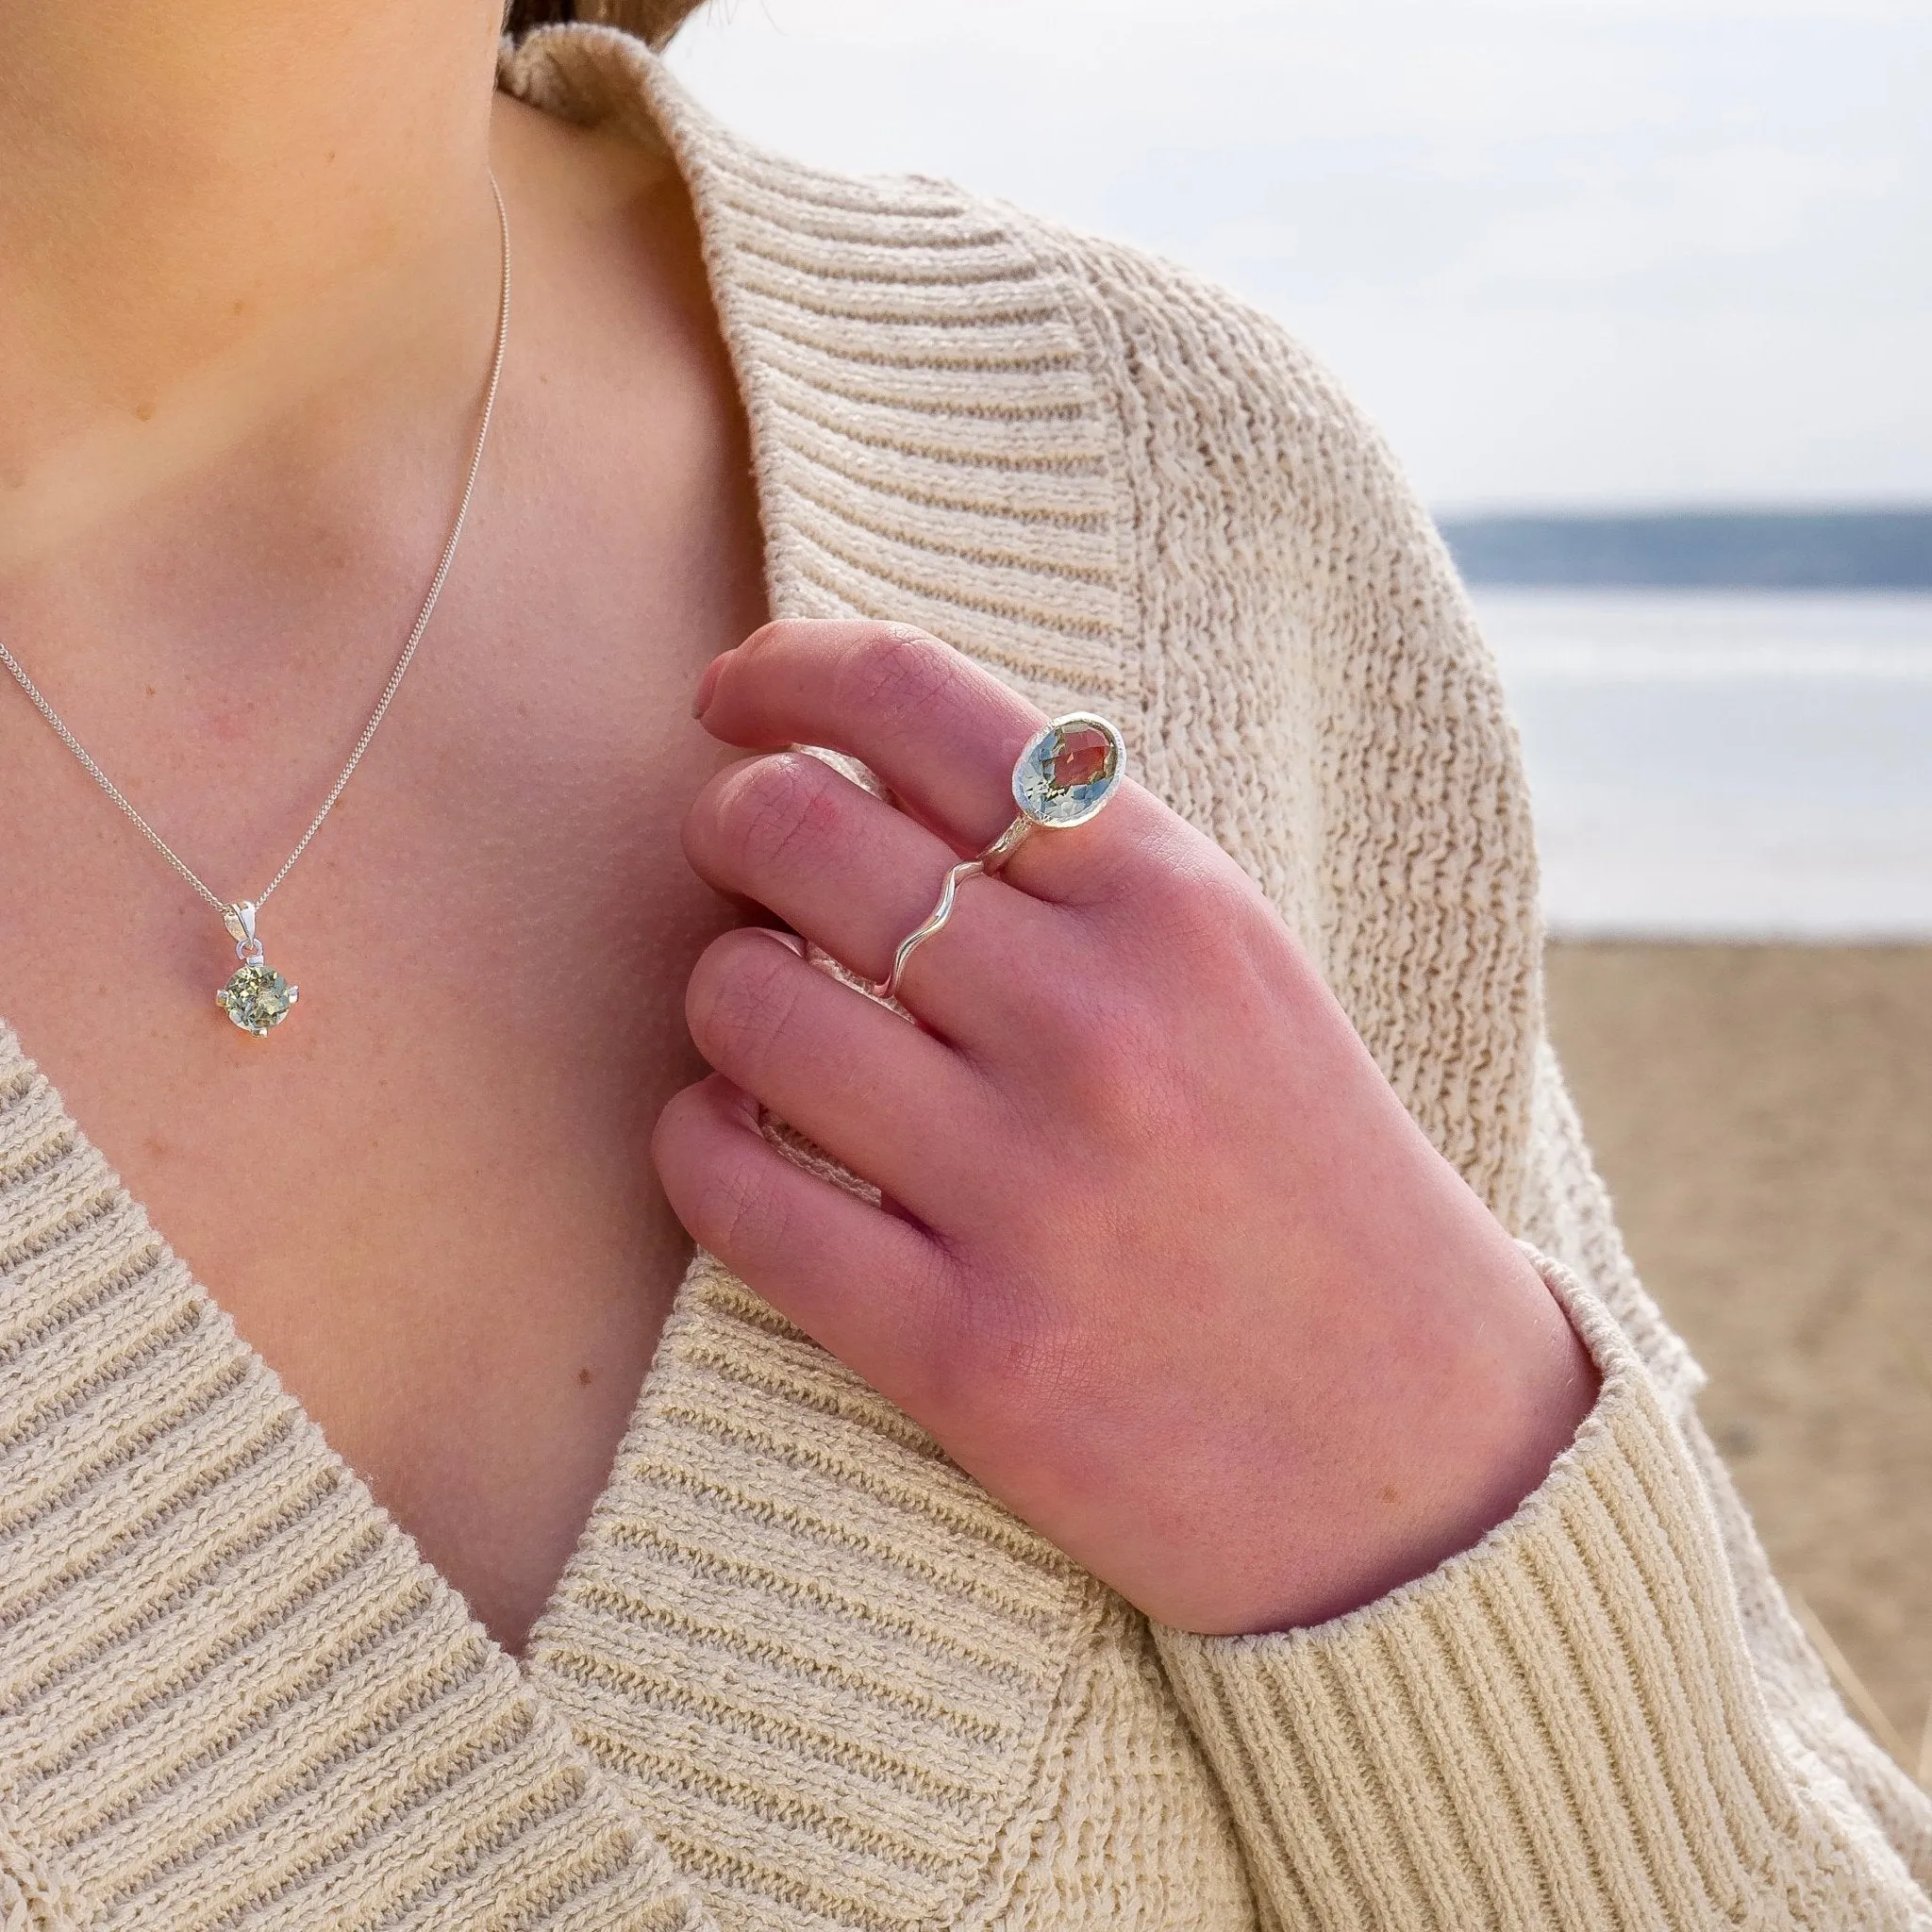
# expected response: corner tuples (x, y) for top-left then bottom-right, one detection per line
(1160, 1238), (1601, 1638)
(1291, 1258), (1599, 1629)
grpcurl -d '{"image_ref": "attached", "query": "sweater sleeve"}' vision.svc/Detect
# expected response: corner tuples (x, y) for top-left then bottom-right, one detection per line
(1519, 1041), (1932, 1890)
(1151, 1252), (1932, 1929)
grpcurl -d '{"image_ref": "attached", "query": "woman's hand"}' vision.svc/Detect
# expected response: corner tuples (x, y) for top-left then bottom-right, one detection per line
(654, 620), (1598, 1635)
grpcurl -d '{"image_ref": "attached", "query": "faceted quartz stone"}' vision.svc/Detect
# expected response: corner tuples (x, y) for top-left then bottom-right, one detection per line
(217, 961), (298, 1037)
(1013, 716), (1124, 826)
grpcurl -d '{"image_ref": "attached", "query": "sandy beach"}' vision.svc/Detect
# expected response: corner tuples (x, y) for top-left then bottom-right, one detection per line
(1545, 942), (1932, 1778)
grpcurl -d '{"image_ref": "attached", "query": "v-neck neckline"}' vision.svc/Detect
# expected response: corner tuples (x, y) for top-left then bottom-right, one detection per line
(1, 33), (1150, 1922)
(2, 993), (704, 1682)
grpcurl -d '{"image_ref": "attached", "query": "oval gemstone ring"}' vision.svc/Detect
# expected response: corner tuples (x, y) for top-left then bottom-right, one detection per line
(873, 712), (1127, 1003)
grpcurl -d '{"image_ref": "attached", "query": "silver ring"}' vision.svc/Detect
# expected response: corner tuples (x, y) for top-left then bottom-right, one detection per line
(872, 713), (1126, 1003)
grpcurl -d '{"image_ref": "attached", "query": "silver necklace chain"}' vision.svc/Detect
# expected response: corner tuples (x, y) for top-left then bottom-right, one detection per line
(0, 175), (512, 936)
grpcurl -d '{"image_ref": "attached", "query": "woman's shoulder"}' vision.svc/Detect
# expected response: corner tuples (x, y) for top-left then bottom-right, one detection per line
(651, 56), (1462, 652)
(506, 25), (1407, 525)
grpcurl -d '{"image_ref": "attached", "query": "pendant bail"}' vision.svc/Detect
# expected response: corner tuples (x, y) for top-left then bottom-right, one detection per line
(223, 900), (263, 964)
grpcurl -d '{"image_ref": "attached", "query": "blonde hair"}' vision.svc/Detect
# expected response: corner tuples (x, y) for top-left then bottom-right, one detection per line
(502, 0), (705, 51)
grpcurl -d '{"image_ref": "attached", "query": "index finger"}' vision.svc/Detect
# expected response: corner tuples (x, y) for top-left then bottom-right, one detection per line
(693, 619), (1159, 902)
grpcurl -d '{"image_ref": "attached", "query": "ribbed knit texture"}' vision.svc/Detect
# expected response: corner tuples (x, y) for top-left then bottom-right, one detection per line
(2, 26), (1927, 1927)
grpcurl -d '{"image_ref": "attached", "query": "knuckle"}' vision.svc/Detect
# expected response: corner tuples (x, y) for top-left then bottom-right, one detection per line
(1053, 805), (1200, 916)
(696, 1147), (787, 1261)
(834, 625), (960, 724)
(1016, 970), (1193, 1160)
(1072, 1010), (1183, 1147)
(687, 933), (804, 1070)
(1127, 846), (1268, 979)
(711, 751), (844, 874)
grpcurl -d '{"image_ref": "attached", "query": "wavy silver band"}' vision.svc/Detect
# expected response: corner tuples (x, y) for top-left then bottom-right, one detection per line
(873, 858), (981, 1004)
(871, 815), (1037, 1003)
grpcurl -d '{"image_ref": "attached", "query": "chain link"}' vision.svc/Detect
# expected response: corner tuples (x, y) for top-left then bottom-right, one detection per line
(0, 175), (512, 922)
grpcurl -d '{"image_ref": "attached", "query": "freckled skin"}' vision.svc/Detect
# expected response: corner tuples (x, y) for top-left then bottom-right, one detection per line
(0, 86), (764, 1654)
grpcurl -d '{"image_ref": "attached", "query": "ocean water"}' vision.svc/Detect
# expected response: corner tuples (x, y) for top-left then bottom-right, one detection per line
(1472, 591), (1932, 940)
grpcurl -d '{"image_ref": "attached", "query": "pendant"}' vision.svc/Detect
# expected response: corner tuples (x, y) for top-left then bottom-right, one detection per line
(215, 901), (298, 1038)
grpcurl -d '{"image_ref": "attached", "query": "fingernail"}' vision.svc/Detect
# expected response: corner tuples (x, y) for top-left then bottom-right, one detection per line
(692, 654), (726, 720)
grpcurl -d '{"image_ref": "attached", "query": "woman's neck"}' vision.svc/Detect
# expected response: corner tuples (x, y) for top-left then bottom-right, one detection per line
(0, 0), (505, 574)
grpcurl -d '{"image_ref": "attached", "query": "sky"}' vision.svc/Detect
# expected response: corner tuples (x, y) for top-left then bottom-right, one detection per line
(666, 0), (1932, 513)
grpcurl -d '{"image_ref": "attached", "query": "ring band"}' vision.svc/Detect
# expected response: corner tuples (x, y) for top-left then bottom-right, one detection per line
(872, 712), (1126, 1004)
(874, 857), (991, 1003)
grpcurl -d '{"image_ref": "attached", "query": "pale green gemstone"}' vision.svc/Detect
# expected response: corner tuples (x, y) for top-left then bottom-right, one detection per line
(217, 961), (297, 1037)
(1012, 715), (1124, 827)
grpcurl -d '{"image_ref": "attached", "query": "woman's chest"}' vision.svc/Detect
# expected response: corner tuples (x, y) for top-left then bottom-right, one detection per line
(0, 581), (747, 1647)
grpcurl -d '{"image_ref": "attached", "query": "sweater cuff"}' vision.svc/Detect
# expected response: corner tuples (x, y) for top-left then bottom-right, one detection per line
(1152, 1253), (1805, 1928)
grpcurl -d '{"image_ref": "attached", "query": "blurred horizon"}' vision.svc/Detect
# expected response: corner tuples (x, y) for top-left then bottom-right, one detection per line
(1440, 508), (1932, 587)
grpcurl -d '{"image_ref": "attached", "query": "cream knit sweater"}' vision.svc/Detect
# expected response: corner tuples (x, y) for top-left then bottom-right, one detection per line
(2, 26), (1927, 1930)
